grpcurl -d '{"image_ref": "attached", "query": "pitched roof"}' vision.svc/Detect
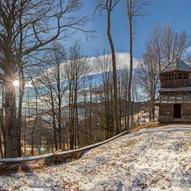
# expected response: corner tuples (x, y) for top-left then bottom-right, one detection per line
(161, 58), (191, 73)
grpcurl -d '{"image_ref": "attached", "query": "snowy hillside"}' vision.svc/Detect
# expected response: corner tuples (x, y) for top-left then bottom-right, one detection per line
(1, 125), (191, 191)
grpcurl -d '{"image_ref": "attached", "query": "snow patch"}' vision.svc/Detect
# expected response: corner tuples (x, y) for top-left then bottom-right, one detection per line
(1, 125), (191, 191)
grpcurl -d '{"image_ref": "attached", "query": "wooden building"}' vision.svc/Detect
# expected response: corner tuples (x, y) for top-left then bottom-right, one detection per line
(158, 59), (191, 123)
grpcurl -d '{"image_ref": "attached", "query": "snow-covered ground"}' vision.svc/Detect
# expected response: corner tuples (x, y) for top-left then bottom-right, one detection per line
(1, 125), (191, 191)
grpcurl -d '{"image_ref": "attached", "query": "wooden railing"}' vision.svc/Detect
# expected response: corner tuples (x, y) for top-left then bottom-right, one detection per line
(161, 79), (191, 88)
(0, 130), (128, 175)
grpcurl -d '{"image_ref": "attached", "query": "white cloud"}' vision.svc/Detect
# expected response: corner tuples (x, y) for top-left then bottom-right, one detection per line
(26, 52), (140, 87)
(87, 52), (140, 76)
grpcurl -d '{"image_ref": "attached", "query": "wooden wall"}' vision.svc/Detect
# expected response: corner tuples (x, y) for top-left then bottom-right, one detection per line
(182, 104), (191, 121)
(159, 104), (174, 122)
(159, 103), (191, 122)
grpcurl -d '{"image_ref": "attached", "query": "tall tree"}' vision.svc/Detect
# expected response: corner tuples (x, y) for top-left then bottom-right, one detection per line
(139, 26), (190, 121)
(147, 26), (190, 71)
(126, 0), (149, 128)
(0, 0), (86, 157)
(95, 53), (114, 137)
(139, 50), (159, 121)
(29, 77), (39, 155)
(64, 43), (90, 149)
(36, 42), (68, 151)
(117, 67), (129, 129)
(96, 0), (120, 134)
(161, 26), (190, 66)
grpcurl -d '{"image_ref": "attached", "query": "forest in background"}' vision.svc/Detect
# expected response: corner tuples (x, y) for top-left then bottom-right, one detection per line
(0, 0), (190, 158)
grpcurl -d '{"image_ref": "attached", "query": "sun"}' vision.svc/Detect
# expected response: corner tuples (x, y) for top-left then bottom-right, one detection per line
(13, 80), (19, 87)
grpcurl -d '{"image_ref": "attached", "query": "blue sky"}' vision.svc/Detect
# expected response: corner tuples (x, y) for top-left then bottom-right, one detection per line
(74, 0), (191, 58)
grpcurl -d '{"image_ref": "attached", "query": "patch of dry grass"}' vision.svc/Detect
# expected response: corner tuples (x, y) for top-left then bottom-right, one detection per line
(128, 122), (162, 133)
(129, 122), (191, 133)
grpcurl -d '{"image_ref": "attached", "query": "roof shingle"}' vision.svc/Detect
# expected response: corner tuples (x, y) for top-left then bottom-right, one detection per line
(161, 58), (191, 73)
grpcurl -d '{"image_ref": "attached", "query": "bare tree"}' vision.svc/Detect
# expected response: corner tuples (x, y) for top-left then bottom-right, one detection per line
(117, 67), (129, 129)
(36, 42), (68, 151)
(95, 53), (114, 138)
(64, 43), (90, 149)
(147, 26), (190, 71)
(0, 0), (86, 157)
(96, 0), (120, 134)
(0, 84), (4, 157)
(139, 50), (159, 121)
(126, 0), (149, 128)
(139, 26), (190, 121)
(161, 26), (190, 66)
(29, 78), (39, 155)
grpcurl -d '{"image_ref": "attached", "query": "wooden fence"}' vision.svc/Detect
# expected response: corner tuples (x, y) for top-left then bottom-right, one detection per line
(0, 131), (128, 175)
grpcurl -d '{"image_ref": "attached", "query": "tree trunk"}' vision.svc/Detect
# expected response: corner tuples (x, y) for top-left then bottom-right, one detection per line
(57, 66), (62, 150)
(31, 88), (38, 156)
(0, 88), (5, 157)
(89, 80), (92, 141)
(4, 81), (19, 158)
(50, 89), (58, 151)
(17, 66), (25, 156)
(0, 116), (4, 157)
(69, 83), (74, 149)
(127, 17), (133, 128)
(57, 95), (62, 150)
(74, 77), (79, 147)
(107, 10), (119, 134)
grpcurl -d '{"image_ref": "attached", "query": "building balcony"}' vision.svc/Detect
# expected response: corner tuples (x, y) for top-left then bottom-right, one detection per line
(161, 79), (191, 88)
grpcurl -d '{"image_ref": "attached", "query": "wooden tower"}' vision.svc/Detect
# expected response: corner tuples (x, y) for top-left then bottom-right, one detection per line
(159, 58), (191, 123)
